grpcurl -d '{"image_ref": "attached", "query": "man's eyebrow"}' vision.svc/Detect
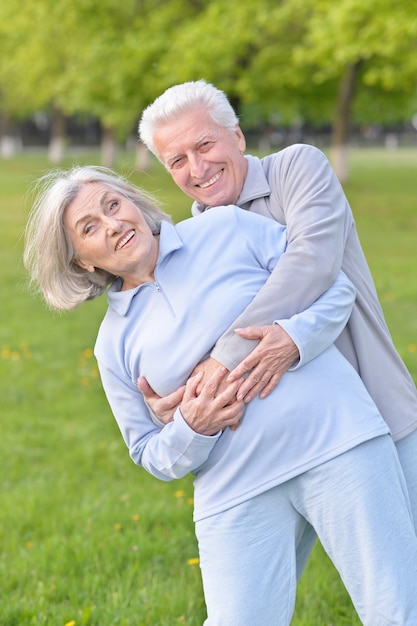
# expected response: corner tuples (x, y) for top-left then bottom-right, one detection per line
(166, 134), (217, 164)
(195, 132), (217, 144)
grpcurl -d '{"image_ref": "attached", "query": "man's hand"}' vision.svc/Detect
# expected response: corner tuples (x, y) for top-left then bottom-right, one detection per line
(180, 367), (244, 436)
(137, 377), (185, 424)
(191, 356), (231, 395)
(227, 324), (299, 402)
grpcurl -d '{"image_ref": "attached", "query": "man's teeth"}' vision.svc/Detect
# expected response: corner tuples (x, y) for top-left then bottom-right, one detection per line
(116, 231), (134, 250)
(200, 171), (222, 189)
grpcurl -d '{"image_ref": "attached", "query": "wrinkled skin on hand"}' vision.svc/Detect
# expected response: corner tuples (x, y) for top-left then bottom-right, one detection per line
(137, 324), (299, 423)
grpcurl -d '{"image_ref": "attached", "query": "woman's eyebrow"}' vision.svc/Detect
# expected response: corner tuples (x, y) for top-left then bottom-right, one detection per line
(74, 190), (113, 230)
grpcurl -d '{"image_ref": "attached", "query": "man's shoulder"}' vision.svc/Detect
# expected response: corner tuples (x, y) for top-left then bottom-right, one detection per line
(260, 143), (326, 168)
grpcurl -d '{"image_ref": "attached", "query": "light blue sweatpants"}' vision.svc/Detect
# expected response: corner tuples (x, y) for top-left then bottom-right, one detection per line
(295, 427), (417, 582)
(196, 435), (417, 626)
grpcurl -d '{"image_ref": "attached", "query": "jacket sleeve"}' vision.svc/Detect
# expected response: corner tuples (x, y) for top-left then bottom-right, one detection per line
(210, 144), (354, 371)
(277, 272), (355, 370)
(97, 359), (221, 481)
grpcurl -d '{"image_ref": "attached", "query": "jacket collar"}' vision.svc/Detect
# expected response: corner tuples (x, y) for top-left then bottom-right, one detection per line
(191, 154), (270, 215)
(106, 221), (183, 316)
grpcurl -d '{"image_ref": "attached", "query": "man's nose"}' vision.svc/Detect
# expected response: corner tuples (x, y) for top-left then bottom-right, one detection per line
(188, 153), (207, 179)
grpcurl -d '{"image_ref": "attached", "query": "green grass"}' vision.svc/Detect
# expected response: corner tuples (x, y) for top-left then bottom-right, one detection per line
(1, 147), (417, 625)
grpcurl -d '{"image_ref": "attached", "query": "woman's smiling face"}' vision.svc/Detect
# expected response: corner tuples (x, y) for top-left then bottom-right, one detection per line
(64, 182), (159, 290)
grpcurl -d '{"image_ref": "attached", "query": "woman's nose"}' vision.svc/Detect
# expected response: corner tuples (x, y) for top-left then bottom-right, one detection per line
(104, 215), (122, 233)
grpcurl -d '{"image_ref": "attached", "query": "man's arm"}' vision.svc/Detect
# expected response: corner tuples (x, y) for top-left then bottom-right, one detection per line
(211, 145), (353, 393)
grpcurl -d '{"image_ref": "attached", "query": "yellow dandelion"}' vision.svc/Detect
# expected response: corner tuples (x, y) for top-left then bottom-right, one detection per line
(381, 292), (395, 302)
(187, 498), (194, 505)
(132, 514), (140, 522)
(175, 490), (185, 498)
(407, 343), (417, 353)
(187, 557), (200, 566)
(1, 347), (10, 359)
(114, 523), (122, 531)
(64, 621), (76, 626)
(83, 348), (94, 358)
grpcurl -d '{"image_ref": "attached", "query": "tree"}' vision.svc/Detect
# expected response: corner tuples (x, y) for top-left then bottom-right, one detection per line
(0, 0), (416, 176)
(152, 0), (417, 179)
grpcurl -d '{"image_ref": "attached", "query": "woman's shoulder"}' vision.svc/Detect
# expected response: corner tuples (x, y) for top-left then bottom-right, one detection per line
(180, 204), (271, 232)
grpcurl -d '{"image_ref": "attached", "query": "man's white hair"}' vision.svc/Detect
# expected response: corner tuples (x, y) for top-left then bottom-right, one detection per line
(139, 80), (239, 161)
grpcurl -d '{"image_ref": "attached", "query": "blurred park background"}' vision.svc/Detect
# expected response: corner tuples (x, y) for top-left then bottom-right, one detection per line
(1, 0), (417, 179)
(2, 1), (417, 624)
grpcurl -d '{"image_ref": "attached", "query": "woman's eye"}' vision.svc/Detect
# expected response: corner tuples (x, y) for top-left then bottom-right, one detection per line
(109, 200), (118, 211)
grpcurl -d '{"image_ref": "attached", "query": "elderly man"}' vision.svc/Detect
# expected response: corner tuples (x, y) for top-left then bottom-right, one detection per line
(138, 80), (417, 533)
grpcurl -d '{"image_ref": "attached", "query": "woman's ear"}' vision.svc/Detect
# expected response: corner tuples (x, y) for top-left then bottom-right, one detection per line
(74, 257), (95, 273)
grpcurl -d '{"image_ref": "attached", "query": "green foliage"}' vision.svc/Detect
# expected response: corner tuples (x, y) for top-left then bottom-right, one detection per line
(1, 148), (417, 623)
(0, 0), (416, 137)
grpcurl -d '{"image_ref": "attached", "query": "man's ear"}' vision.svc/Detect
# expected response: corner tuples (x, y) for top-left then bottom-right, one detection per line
(235, 125), (246, 152)
(74, 257), (95, 273)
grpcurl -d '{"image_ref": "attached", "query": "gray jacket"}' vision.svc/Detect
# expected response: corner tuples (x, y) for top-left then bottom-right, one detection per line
(192, 144), (417, 441)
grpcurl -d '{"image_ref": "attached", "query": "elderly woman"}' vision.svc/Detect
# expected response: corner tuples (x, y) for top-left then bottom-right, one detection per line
(24, 166), (417, 626)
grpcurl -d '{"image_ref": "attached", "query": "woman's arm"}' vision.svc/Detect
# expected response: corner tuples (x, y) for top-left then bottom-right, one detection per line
(98, 362), (243, 481)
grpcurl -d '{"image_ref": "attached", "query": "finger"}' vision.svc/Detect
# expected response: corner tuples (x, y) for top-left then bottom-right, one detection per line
(234, 326), (266, 340)
(169, 385), (186, 405)
(183, 372), (204, 400)
(199, 366), (229, 398)
(237, 368), (273, 402)
(227, 343), (267, 381)
(241, 371), (284, 403)
(227, 350), (263, 382)
(213, 378), (244, 407)
(259, 373), (282, 399)
(218, 401), (245, 428)
(137, 376), (158, 399)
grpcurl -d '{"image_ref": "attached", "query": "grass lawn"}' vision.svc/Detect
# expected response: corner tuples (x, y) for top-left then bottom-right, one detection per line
(1, 146), (417, 625)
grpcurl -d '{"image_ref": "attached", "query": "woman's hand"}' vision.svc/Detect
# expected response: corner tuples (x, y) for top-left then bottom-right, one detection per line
(180, 367), (245, 436)
(137, 377), (185, 424)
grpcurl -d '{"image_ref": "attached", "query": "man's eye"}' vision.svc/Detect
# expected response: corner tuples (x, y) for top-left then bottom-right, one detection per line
(170, 157), (183, 169)
(200, 141), (213, 152)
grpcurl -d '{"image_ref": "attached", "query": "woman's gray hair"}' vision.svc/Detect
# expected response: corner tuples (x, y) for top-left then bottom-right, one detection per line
(139, 79), (239, 161)
(24, 165), (173, 312)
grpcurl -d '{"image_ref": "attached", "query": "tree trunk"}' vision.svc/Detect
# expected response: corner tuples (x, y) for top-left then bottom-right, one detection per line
(48, 108), (67, 163)
(0, 113), (20, 158)
(101, 126), (117, 167)
(331, 61), (363, 182)
(135, 141), (151, 171)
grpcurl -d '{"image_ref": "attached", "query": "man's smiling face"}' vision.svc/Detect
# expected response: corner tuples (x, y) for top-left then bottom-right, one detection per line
(153, 106), (248, 208)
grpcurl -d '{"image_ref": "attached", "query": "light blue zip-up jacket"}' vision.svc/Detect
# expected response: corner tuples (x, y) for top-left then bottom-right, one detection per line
(95, 207), (387, 521)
